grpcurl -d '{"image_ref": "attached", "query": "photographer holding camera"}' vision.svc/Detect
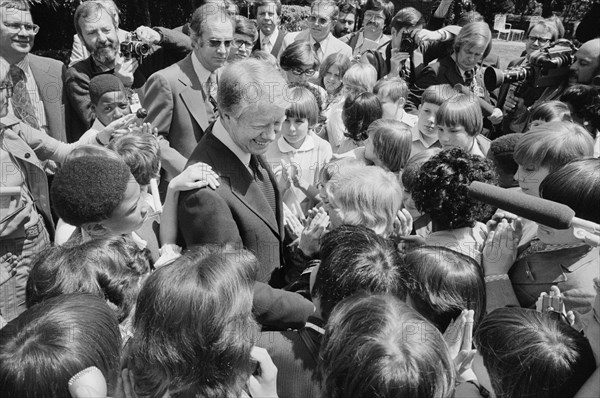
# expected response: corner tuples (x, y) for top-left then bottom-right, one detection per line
(65, 1), (192, 141)
(494, 19), (560, 136)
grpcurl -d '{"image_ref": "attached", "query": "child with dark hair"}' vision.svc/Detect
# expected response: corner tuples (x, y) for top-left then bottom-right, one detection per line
(51, 156), (150, 244)
(561, 84), (600, 156)
(88, 74), (132, 130)
(317, 53), (351, 111)
(473, 307), (596, 398)
(259, 224), (405, 398)
(404, 246), (486, 333)
(127, 246), (276, 398)
(25, 236), (151, 340)
(0, 293), (122, 398)
(487, 133), (521, 188)
(266, 85), (332, 218)
(280, 41), (327, 102)
(337, 91), (382, 154)
(318, 294), (456, 398)
(412, 147), (497, 263)
(524, 100), (572, 132)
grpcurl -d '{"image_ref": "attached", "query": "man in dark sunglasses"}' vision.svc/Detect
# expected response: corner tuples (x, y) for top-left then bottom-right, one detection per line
(143, 4), (235, 183)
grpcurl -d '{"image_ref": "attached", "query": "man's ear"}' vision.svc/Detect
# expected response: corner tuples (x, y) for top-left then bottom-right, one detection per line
(82, 222), (108, 238)
(397, 97), (406, 108)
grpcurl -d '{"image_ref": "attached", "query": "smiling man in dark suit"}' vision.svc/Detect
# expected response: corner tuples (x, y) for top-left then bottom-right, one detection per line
(178, 58), (314, 329)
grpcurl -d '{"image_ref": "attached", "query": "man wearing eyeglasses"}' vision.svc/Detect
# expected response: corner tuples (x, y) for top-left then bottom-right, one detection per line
(143, 4), (234, 183)
(66, 1), (192, 142)
(282, 0), (352, 64)
(253, 0), (287, 58)
(0, 0), (68, 142)
(339, 0), (394, 57)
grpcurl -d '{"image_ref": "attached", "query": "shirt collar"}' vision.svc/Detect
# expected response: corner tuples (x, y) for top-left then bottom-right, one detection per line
(15, 55), (30, 74)
(212, 117), (251, 168)
(191, 51), (213, 84)
(261, 26), (280, 44)
(277, 133), (315, 153)
(470, 137), (485, 158)
(311, 32), (332, 47)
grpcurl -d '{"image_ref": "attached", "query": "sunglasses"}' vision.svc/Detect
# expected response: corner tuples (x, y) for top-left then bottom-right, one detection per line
(206, 39), (233, 48)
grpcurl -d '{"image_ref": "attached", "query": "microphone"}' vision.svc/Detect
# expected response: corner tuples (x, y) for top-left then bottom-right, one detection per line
(468, 182), (600, 245)
(454, 84), (495, 116)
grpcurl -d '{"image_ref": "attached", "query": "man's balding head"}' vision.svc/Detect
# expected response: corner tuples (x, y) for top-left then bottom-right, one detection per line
(570, 38), (600, 85)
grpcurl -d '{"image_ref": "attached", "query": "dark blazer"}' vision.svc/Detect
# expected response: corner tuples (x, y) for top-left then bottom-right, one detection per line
(253, 29), (287, 57)
(413, 55), (495, 106)
(142, 53), (209, 179)
(29, 54), (68, 142)
(179, 128), (314, 329)
(258, 316), (323, 398)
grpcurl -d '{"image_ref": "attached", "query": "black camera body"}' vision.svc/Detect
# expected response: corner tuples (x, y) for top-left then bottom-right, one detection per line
(400, 32), (417, 53)
(484, 42), (576, 92)
(120, 33), (150, 63)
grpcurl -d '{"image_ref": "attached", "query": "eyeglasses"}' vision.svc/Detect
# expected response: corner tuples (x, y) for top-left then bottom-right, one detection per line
(308, 15), (331, 25)
(527, 36), (551, 45)
(283, 67), (316, 76)
(233, 39), (253, 49)
(2, 22), (40, 34)
(0, 81), (13, 98)
(206, 39), (233, 48)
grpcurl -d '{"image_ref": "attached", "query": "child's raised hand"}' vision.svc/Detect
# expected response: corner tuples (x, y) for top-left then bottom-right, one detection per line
(247, 347), (278, 398)
(443, 309), (477, 382)
(169, 162), (220, 191)
(482, 218), (521, 277)
(299, 207), (329, 257)
(97, 114), (138, 144)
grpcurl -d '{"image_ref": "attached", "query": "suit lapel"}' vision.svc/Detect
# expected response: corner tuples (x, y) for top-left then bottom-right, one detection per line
(178, 55), (210, 130)
(204, 133), (280, 237)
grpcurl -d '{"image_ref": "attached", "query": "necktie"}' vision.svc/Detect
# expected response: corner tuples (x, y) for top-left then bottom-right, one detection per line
(464, 69), (474, 87)
(206, 72), (218, 113)
(250, 155), (277, 216)
(313, 41), (321, 63)
(262, 37), (271, 54)
(9, 64), (39, 129)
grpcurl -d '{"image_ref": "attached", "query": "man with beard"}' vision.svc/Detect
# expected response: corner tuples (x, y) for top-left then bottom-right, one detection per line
(252, 0), (287, 58)
(0, 0), (69, 142)
(281, 0), (352, 64)
(333, 2), (357, 38)
(65, 1), (192, 141)
(340, 0), (394, 57)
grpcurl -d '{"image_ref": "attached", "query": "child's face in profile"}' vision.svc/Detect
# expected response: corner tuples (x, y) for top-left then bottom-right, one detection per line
(417, 102), (439, 138)
(93, 90), (131, 127)
(437, 124), (474, 151)
(281, 116), (310, 148)
(363, 135), (381, 167)
(514, 163), (551, 197)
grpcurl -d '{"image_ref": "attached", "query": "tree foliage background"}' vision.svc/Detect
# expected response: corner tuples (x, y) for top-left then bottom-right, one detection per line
(27, 0), (596, 59)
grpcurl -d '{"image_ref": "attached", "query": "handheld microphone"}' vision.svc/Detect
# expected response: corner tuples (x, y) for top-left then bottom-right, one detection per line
(454, 84), (495, 117)
(468, 182), (600, 246)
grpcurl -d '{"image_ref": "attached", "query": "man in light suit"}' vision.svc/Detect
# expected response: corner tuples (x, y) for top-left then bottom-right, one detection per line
(0, 0), (68, 142)
(143, 4), (233, 179)
(252, 0), (287, 58)
(178, 58), (314, 330)
(282, 0), (352, 62)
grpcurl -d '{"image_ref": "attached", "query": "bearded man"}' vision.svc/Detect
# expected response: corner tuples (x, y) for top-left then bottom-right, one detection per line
(65, 1), (191, 141)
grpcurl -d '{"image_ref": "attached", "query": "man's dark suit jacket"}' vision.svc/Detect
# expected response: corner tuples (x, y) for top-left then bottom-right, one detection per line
(258, 316), (323, 398)
(65, 27), (191, 141)
(253, 29), (287, 57)
(179, 128), (314, 329)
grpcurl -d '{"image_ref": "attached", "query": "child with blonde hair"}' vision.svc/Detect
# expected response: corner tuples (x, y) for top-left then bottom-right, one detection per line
(436, 93), (490, 157)
(373, 77), (418, 128)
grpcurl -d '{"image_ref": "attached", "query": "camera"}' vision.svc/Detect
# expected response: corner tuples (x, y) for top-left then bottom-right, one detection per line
(400, 32), (417, 53)
(484, 42), (576, 92)
(120, 33), (150, 63)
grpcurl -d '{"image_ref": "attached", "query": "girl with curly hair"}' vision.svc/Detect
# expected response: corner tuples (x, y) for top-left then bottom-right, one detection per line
(412, 147), (497, 263)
